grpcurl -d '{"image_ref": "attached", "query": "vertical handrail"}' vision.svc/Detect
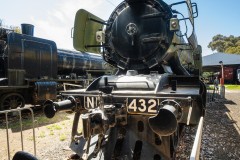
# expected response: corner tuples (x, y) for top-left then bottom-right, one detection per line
(29, 108), (37, 156)
(5, 112), (10, 160)
(19, 110), (24, 151)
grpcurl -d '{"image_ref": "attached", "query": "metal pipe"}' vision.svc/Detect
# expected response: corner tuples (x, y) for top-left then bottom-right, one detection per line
(43, 96), (76, 118)
(29, 108), (37, 156)
(148, 104), (180, 136)
(5, 112), (10, 160)
(19, 110), (24, 151)
(190, 116), (204, 160)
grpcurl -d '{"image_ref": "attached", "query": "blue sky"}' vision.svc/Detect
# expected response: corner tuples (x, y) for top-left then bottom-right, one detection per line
(1, 0), (240, 56)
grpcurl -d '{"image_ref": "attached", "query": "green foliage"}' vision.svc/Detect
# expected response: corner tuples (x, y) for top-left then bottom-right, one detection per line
(202, 72), (212, 79)
(12, 26), (21, 33)
(208, 34), (240, 54)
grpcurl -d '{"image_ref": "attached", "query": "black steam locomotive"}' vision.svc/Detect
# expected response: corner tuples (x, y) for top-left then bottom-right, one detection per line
(44, 0), (206, 159)
(0, 24), (111, 110)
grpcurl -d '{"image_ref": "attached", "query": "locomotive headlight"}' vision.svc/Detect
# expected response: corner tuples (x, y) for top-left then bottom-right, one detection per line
(170, 18), (180, 31)
(96, 30), (105, 43)
(171, 21), (177, 28)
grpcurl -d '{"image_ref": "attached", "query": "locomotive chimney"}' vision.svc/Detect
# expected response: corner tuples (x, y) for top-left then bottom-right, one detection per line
(21, 23), (34, 36)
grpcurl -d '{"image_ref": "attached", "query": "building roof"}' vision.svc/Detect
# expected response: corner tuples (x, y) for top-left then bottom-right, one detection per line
(203, 52), (240, 66)
(202, 52), (240, 72)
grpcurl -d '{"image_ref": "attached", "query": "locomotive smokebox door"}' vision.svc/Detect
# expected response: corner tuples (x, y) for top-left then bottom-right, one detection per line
(104, 1), (174, 70)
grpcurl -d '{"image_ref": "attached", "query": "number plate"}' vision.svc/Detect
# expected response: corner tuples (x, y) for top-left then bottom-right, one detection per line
(84, 96), (98, 109)
(127, 98), (159, 115)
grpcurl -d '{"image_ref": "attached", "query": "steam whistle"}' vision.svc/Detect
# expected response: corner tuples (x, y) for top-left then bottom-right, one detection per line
(148, 100), (182, 136)
(43, 96), (76, 118)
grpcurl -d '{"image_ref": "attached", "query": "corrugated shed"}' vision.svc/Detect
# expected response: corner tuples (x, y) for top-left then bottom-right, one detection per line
(203, 52), (240, 66)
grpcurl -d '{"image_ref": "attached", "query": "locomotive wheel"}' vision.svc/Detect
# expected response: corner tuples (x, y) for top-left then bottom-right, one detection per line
(0, 93), (25, 110)
(12, 151), (38, 160)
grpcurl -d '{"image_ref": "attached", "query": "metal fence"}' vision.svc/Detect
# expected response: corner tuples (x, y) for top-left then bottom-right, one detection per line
(207, 87), (222, 104)
(0, 107), (36, 160)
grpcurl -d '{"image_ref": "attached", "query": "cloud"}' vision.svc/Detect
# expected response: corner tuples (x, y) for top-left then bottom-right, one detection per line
(31, 0), (121, 50)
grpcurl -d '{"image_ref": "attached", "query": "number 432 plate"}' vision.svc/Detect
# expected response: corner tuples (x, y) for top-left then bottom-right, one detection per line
(127, 98), (159, 115)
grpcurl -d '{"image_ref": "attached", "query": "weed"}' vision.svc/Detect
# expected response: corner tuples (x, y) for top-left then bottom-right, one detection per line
(27, 136), (34, 141)
(49, 130), (54, 136)
(59, 133), (67, 141)
(47, 124), (62, 131)
(39, 131), (46, 138)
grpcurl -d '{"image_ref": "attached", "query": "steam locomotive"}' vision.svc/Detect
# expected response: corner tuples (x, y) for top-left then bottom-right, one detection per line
(0, 24), (112, 110)
(44, 0), (206, 159)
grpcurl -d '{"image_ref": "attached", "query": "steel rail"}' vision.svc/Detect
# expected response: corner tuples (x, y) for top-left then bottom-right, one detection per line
(190, 116), (204, 160)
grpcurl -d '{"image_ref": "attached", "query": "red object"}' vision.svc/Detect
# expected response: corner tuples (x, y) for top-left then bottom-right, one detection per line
(220, 78), (224, 85)
(223, 67), (233, 80)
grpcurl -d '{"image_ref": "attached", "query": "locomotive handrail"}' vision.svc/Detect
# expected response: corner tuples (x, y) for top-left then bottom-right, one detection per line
(190, 116), (204, 160)
(63, 83), (82, 91)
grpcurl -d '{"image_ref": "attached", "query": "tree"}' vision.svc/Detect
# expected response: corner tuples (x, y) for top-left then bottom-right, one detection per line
(208, 34), (240, 54)
(10, 26), (21, 33)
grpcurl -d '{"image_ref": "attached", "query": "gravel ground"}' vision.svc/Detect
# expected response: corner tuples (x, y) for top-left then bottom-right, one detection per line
(0, 111), (75, 160)
(176, 90), (240, 160)
(201, 91), (240, 159)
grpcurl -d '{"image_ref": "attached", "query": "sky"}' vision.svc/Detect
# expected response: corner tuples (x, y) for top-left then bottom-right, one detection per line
(1, 0), (240, 56)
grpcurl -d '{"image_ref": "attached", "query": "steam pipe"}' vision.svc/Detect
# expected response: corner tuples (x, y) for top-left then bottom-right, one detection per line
(43, 96), (76, 118)
(148, 104), (181, 136)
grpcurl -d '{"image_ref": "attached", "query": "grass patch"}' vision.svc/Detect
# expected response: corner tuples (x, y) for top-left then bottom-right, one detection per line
(206, 84), (240, 90)
(225, 85), (240, 90)
(1, 112), (71, 131)
(59, 133), (67, 141)
(6, 117), (34, 130)
(47, 124), (62, 131)
(27, 136), (34, 141)
(38, 131), (46, 138)
(206, 85), (214, 90)
(49, 130), (54, 136)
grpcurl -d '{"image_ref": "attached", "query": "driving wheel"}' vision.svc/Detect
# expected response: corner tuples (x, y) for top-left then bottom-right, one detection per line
(0, 93), (25, 110)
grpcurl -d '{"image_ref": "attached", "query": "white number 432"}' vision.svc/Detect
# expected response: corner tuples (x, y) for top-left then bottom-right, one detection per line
(127, 98), (159, 114)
